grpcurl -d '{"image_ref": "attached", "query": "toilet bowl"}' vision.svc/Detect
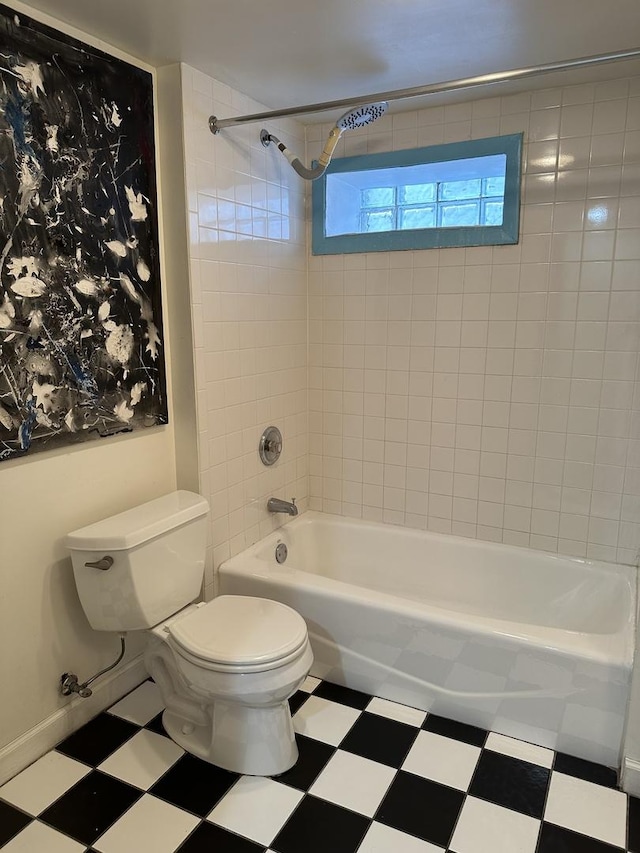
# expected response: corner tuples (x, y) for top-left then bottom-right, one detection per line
(145, 595), (313, 776)
(66, 491), (313, 777)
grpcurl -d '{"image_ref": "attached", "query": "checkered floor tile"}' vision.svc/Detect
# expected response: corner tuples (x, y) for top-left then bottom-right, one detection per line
(0, 677), (637, 852)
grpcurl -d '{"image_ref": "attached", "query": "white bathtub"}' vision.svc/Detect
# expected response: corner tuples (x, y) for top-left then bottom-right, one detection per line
(219, 511), (636, 767)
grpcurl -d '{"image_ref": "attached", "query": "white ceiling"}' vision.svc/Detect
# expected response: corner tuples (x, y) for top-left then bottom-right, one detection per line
(17, 0), (640, 119)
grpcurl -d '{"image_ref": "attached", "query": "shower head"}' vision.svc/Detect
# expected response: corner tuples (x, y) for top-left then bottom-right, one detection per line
(336, 102), (388, 131)
(261, 100), (389, 182)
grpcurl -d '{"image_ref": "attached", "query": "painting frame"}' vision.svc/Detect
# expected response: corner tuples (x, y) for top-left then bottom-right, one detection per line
(0, 3), (168, 463)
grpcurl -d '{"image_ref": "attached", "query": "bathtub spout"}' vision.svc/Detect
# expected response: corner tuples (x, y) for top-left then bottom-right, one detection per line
(267, 497), (298, 516)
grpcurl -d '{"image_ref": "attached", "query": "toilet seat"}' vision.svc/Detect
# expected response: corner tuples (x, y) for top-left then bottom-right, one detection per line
(168, 595), (309, 673)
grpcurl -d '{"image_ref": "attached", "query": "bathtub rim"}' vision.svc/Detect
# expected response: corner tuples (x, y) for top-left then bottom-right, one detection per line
(250, 510), (637, 582)
(220, 510), (637, 670)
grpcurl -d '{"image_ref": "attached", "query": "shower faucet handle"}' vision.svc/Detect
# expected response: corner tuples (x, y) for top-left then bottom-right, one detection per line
(259, 426), (283, 466)
(265, 436), (282, 454)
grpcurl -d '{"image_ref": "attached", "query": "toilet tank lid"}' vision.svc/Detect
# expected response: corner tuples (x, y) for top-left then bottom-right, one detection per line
(66, 491), (209, 551)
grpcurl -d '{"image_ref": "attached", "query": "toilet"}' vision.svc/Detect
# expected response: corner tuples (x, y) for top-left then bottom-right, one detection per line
(66, 490), (313, 776)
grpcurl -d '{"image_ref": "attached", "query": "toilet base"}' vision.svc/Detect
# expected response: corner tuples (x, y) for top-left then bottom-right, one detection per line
(163, 699), (299, 776)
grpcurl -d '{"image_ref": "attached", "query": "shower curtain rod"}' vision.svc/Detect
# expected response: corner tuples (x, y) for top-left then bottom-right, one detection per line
(209, 47), (640, 134)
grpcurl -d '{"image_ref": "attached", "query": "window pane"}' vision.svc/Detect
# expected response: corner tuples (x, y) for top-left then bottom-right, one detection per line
(482, 200), (504, 226)
(439, 179), (482, 201)
(482, 176), (506, 196)
(399, 206), (436, 229)
(399, 183), (436, 204)
(362, 187), (395, 207)
(439, 202), (480, 227)
(361, 209), (395, 232)
(317, 135), (521, 251)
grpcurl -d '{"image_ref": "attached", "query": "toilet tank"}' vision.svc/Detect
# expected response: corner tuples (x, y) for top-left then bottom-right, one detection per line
(66, 491), (209, 632)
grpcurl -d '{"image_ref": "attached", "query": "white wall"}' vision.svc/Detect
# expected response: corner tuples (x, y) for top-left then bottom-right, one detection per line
(180, 65), (308, 597)
(308, 76), (640, 564)
(0, 433), (176, 746)
(0, 6), (193, 775)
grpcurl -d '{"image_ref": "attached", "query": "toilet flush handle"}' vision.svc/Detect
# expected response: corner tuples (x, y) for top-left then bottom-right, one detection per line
(84, 556), (114, 571)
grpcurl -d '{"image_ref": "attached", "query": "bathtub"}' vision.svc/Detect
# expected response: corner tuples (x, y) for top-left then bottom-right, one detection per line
(219, 511), (636, 767)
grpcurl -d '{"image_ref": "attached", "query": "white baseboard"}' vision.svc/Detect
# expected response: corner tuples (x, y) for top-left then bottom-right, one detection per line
(0, 655), (148, 786)
(621, 756), (640, 797)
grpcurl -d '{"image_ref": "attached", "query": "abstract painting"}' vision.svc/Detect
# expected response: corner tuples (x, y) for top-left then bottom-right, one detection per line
(0, 4), (167, 462)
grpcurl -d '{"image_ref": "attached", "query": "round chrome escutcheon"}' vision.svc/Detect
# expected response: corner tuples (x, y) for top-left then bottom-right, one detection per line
(259, 425), (282, 466)
(275, 542), (288, 564)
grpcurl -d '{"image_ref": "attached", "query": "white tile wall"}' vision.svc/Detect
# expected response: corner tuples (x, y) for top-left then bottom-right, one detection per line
(307, 75), (640, 564)
(180, 66), (308, 596)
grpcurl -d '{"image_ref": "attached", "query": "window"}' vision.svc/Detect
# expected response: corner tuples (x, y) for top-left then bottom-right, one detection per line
(312, 133), (522, 255)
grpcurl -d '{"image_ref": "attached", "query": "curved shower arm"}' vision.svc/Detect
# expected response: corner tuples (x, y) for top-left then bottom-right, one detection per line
(261, 127), (343, 182)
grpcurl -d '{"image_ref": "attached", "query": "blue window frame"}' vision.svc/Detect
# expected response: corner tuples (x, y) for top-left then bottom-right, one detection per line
(311, 133), (523, 255)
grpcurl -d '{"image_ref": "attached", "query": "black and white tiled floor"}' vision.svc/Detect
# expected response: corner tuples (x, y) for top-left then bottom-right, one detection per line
(1, 677), (639, 852)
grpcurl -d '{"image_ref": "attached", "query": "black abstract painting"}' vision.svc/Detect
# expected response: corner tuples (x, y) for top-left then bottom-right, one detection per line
(0, 4), (167, 462)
